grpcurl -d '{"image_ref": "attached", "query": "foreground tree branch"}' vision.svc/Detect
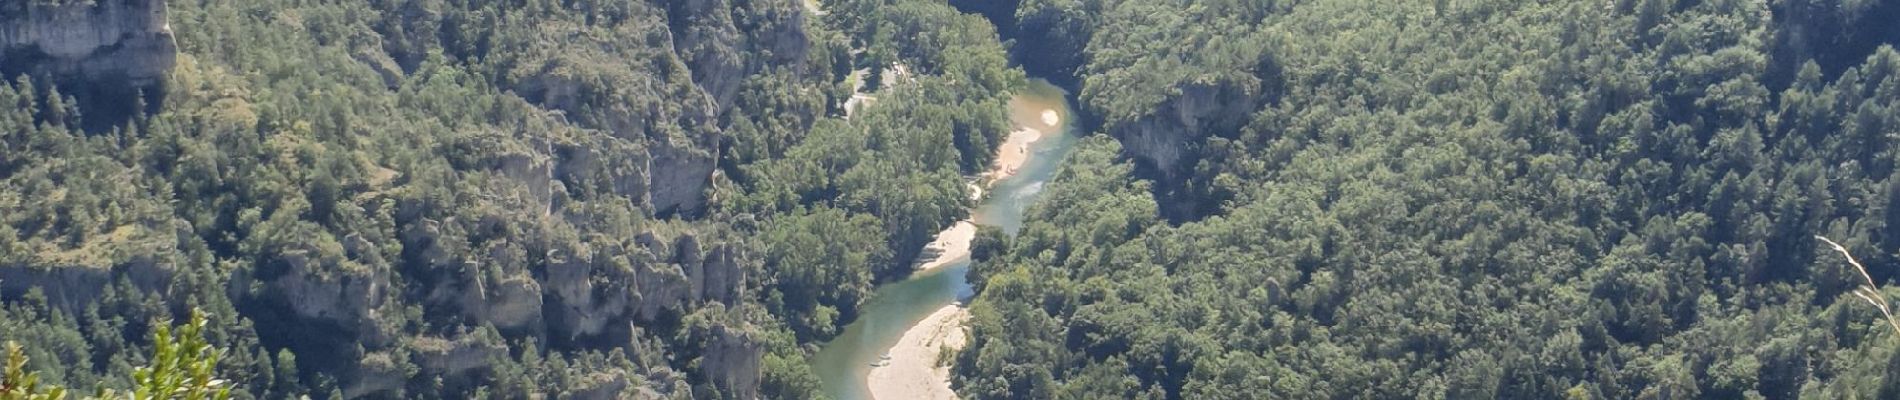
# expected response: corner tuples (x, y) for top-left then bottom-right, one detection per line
(1817, 235), (1900, 337)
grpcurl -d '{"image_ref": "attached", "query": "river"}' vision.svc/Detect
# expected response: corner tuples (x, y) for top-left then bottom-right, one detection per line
(809, 79), (1079, 400)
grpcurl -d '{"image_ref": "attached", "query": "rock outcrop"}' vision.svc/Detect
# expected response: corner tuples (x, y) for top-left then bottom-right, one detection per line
(512, 51), (722, 217)
(0, 0), (176, 85)
(421, 234), (545, 333)
(263, 246), (392, 346)
(500, 0), (815, 218)
(540, 242), (639, 341)
(0, 257), (170, 316)
(644, 137), (720, 216)
(345, 350), (410, 398)
(698, 322), (763, 399)
(538, 231), (750, 343)
(289, 204), (762, 395)
(667, 0), (812, 112)
(409, 333), (507, 380)
(546, 134), (719, 218)
(568, 372), (632, 400)
(689, 239), (747, 307)
(1111, 81), (1256, 179)
(378, 199), (755, 348)
(456, 267), (544, 331)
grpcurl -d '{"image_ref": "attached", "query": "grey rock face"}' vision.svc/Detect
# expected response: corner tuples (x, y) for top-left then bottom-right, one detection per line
(1111, 81), (1257, 179)
(518, 70), (719, 217)
(542, 242), (635, 340)
(345, 351), (410, 398)
(268, 247), (390, 344)
(668, 0), (812, 112)
(533, 231), (749, 344)
(670, 0), (747, 109)
(0, 0), (177, 85)
(504, 0), (814, 219)
(645, 136), (719, 216)
(699, 322), (763, 399)
(552, 139), (652, 210)
(410, 333), (506, 378)
(569, 372), (631, 400)
(0, 256), (168, 316)
(463, 269), (545, 331)
(496, 144), (556, 211)
(697, 242), (746, 307)
(673, 232), (747, 308)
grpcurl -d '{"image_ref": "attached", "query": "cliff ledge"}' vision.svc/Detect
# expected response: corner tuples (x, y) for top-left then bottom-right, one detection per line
(1, 0), (177, 86)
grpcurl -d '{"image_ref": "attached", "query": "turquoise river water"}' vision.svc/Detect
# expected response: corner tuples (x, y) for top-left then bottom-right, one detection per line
(810, 79), (1079, 400)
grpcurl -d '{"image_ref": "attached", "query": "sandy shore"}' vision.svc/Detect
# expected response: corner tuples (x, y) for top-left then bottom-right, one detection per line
(872, 92), (1061, 399)
(916, 100), (1055, 274)
(867, 305), (971, 400)
(987, 96), (1060, 185)
(916, 221), (977, 272)
(986, 127), (1044, 185)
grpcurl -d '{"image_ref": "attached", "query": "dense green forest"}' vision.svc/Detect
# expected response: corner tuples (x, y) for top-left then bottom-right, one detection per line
(953, 0), (1900, 398)
(8, 0), (1900, 398)
(1, 0), (1016, 398)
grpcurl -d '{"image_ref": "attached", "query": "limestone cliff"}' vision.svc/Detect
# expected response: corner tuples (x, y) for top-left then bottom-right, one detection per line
(1110, 81), (1256, 180)
(0, 1), (808, 397)
(381, 202), (750, 345)
(236, 204), (756, 396)
(500, 0), (814, 218)
(0, 0), (176, 85)
(508, 35), (723, 217)
(698, 322), (763, 399)
(668, 0), (812, 112)
(537, 231), (750, 343)
(0, 257), (169, 316)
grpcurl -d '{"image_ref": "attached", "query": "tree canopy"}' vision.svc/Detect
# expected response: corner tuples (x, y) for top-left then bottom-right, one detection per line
(0, 0), (1022, 398)
(957, 0), (1900, 398)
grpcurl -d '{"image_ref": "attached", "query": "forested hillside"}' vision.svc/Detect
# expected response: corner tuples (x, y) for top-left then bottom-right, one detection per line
(955, 0), (1900, 398)
(9, 0), (1900, 398)
(0, 0), (1018, 398)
